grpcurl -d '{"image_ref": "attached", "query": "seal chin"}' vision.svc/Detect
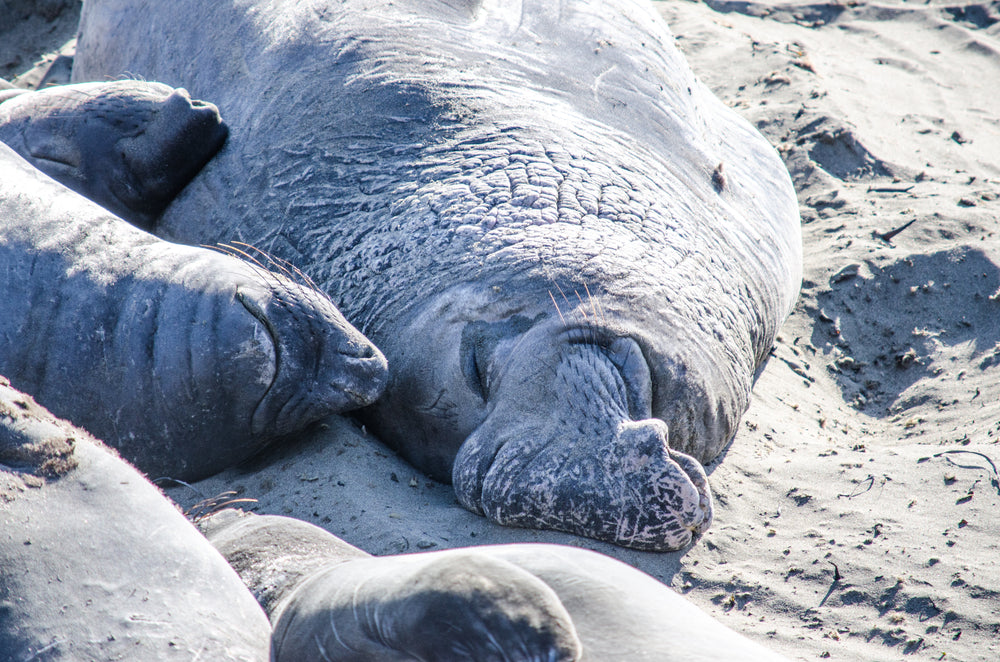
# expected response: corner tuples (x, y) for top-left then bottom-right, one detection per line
(454, 416), (713, 551)
(235, 277), (388, 441)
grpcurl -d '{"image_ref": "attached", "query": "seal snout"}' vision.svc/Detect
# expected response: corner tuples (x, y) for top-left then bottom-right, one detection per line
(612, 418), (714, 545)
(451, 328), (713, 551)
(144, 86), (229, 179)
(161, 88), (228, 144)
(328, 337), (390, 408)
(239, 278), (388, 440)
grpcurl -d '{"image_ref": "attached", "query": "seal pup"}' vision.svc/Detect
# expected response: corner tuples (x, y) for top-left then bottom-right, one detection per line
(200, 509), (793, 662)
(74, 0), (802, 549)
(0, 377), (271, 661)
(0, 79), (227, 230)
(0, 142), (387, 480)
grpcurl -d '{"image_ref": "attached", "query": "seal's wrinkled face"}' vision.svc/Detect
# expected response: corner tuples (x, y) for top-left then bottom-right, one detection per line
(232, 271), (389, 441)
(364, 288), (713, 551)
(0, 80), (227, 229)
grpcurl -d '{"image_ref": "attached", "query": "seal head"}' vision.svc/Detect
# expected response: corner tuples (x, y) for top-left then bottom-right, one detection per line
(0, 80), (228, 229)
(366, 285), (713, 551)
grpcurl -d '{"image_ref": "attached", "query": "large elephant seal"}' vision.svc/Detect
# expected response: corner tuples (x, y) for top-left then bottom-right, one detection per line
(0, 142), (387, 480)
(200, 509), (792, 662)
(74, 0), (802, 549)
(0, 80), (227, 230)
(0, 377), (271, 661)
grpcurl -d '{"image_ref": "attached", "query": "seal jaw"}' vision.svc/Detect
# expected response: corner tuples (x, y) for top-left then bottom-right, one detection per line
(455, 414), (713, 551)
(451, 322), (714, 551)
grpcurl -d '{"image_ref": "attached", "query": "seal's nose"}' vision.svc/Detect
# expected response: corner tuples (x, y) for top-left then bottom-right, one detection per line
(614, 418), (713, 537)
(327, 340), (389, 408)
(615, 418), (670, 469)
(161, 88), (227, 136)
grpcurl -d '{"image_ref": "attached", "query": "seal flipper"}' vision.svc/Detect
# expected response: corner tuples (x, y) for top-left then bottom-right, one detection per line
(201, 511), (583, 662)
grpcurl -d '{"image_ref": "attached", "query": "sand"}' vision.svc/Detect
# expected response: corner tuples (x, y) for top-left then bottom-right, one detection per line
(4, 1), (999, 660)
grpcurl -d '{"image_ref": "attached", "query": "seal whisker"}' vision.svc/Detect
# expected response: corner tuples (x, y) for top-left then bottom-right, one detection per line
(573, 290), (589, 322)
(215, 242), (272, 273)
(151, 476), (205, 498)
(232, 240), (322, 293)
(548, 290), (566, 325)
(584, 282), (609, 328)
(201, 244), (278, 292)
(233, 240), (297, 281)
(313, 634), (334, 662)
(184, 490), (258, 522)
(552, 281), (574, 318)
(584, 282), (601, 324)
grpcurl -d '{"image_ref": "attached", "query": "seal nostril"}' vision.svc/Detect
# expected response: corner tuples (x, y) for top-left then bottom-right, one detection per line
(338, 340), (377, 360)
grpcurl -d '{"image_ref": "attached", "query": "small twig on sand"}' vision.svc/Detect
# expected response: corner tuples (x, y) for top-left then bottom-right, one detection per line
(828, 561), (842, 582)
(932, 450), (1000, 495)
(837, 474), (874, 499)
(872, 218), (917, 244)
(867, 185), (915, 194)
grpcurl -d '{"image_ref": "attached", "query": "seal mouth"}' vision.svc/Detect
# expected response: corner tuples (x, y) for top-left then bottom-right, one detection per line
(454, 413), (713, 550)
(451, 327), (713, 551)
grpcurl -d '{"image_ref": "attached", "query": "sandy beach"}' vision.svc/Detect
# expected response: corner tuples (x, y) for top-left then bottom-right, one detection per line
(4, 1), (999, 660)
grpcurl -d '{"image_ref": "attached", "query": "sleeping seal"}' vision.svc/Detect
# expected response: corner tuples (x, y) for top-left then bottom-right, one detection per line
(0, 376), (272, 661)
(200, 509), (793, 662)
(0, 79), (227, 230)
(74, 0), (802, 549)
(0, 142), (387, 480)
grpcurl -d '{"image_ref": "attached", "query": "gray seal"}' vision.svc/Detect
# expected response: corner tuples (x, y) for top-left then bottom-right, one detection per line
(0, 142), (387, 480)
(200, 509), (793, 662)
(74, 0), (802, 549)
(0, 79), (228, 230)
(0, 377), (271, 661)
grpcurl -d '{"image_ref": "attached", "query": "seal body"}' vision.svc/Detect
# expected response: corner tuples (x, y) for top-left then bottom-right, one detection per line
(74, 0), (802, 549)
(0, 377), (271, 661)
(0, 143), (387, 480)
(200, 509), (792, 662)
(0, 80), (228, 230)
